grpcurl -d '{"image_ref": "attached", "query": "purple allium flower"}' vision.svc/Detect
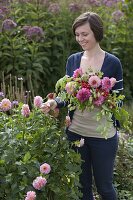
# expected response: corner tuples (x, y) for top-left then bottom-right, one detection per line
(76, 88), (91, 103)
(12, 100), (19, 107)
(2, 19), (17, 31)
(102, 0), (118, 7)
(89, 0), (101, 6)
(22, 25), (31, 34)
(0, 6), (9, 15)
(48, 3), (60, 14)
(69, 3), (81, 12)
(112, 10), (124, 22)
(23, 26), (44, 41)
(0, 9), (4, 19)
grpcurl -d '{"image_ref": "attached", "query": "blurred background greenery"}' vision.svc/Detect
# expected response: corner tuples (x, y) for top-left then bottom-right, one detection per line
(0, 0), (133, 100)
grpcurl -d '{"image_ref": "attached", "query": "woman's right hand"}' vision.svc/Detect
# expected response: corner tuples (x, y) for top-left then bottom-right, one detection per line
(41, 99), (57, 113)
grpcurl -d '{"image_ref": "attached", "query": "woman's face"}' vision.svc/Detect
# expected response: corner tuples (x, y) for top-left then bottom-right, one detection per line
(75, 22), (98, 51)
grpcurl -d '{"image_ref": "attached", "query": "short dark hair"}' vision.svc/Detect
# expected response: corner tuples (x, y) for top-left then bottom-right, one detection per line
(72, 12), (103, 42)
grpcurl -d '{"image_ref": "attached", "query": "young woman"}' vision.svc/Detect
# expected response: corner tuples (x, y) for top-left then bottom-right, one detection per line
(41, 12), (123, 200)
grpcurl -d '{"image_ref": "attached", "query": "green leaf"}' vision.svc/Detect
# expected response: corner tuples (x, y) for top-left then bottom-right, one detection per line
(23, 151), (31, 163)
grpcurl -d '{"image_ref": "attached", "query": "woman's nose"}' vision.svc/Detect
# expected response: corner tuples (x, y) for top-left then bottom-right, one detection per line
(78, 35), (84, 42)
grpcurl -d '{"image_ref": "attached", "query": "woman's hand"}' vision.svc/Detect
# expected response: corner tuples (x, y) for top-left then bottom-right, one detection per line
(41, 99), (57, 113)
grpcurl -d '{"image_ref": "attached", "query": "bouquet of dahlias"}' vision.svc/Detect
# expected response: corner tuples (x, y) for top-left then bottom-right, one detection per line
(55, 68), (131, 137)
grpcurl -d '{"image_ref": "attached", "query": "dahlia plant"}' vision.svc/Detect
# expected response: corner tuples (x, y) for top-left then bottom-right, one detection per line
(0, 95), (82, 200)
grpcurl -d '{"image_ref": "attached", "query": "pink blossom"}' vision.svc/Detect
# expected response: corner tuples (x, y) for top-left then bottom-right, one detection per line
(33, 176), (47, 190)
(21, 104), (30, 117)
(94, 95), (105, 106)
(88, 75), (101, 88)
(101, 77), (112, 91)
(0, 98), (12, 111)
(25, 191), (36, 200)
(76, 88), (91, 102)
(34, 96), (43, 108)
(40, 163), (51, 174)
(110, 77), (116, 88)
(65, 82), (76, 95)
(73, 68), (83, 78)
(65, 116), (71, 127)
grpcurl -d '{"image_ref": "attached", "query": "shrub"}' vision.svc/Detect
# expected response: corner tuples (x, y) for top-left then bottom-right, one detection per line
(0, 97), (82, 200)
(114, 133), (133, 199)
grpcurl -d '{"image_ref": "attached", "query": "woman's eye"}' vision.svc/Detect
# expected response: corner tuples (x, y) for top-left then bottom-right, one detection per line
(82, 33), (89, 36)
(75, 33), (89, 37)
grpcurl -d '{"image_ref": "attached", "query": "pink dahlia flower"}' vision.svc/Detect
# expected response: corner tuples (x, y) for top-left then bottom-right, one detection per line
(0, 98), (12, 111)
(76, 88), (91, 103)
(34, 96), (43, 108)
(25, 191), (36, 200)
(94, 95), (105, 106)
(65, 82), (76, 95)
(33, 176), (47, 190)
(101, 77), (112, 91)
(73, 68), (83, 78)
(40, 163), (51, 174)
(88, 75), (101, 88)
(21, 104), (30, 117)
(110, 77), (116, 88)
